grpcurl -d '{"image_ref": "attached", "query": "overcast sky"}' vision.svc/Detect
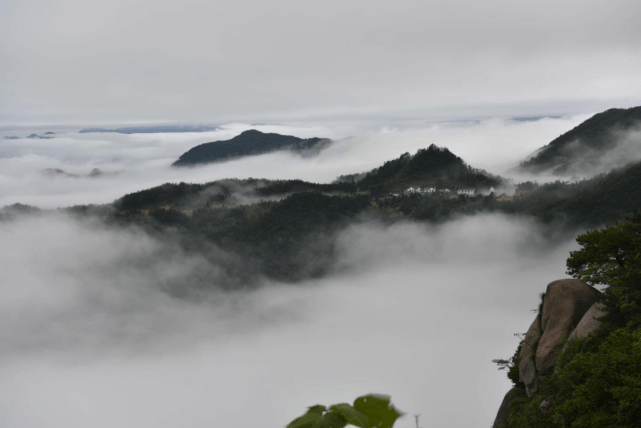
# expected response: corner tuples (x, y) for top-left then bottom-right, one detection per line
(2, 0), (641, 124)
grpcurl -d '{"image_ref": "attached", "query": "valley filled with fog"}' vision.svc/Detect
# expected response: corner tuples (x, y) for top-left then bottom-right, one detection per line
(0, 117), (606, 427)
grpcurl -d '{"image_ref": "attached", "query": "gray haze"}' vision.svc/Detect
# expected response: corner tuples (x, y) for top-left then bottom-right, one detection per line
(1, 0), (641, 124)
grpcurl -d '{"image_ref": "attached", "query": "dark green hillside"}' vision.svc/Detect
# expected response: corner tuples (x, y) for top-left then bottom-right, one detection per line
(255, 179), (357, 196)
(519, 106), (641, 175)
(505, 161), (641, 227)
(356, 144), (503, 194)
(116, 182), (210, 210)
(114, 178), (358, 212)
(172, 129), (330, 166)
(110, 192), (371, 283)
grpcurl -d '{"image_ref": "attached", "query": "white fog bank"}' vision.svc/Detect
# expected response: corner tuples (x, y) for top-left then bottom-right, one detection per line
(1, 114), (590, 209)
(0, 213), (578, 428)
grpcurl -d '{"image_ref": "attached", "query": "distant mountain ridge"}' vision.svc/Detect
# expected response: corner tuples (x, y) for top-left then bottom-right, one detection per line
(79, 125), (220, 134)
(518, 106), (641, 175)
(172, 129), (331, 167)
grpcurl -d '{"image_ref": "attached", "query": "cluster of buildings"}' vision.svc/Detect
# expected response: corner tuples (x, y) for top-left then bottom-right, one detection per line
(397, 186), (479, 197)
(394, 184), (536, 202)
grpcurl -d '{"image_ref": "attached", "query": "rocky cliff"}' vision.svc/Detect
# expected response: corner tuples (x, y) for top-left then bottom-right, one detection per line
(493, 279), (604, 427)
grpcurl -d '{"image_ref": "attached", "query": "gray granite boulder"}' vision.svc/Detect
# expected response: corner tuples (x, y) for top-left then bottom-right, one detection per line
(518, 314), (542, 397)
(568, 302), (606, 340)
(536, 279), (602, 373)
(496, 280), (603, 422)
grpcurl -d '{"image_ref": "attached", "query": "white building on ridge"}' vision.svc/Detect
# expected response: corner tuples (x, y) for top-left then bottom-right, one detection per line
(457, 188), (475, 196)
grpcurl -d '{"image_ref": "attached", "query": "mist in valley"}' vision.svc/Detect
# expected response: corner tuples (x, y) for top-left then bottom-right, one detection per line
(0, 210), (579, 428)
(0, 117), (598, 427)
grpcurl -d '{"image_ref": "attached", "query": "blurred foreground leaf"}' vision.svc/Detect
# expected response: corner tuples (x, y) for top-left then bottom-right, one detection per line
(353, 394), (403, 428)
(287, 405), (347, 428)
(287, 394), (404, 428)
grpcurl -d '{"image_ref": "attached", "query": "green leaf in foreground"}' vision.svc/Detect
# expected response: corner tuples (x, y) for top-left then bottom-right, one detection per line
(329, 403), (371, 427)
(288, 394), (404, 428)
(353, 394), (403, 428)
(287, 405), (348, 428)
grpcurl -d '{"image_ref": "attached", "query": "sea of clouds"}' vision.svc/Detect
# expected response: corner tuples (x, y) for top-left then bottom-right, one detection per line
(0, 114), (594, 208)
(0, 115), (602, 427)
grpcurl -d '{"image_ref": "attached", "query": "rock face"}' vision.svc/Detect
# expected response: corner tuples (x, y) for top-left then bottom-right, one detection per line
(537, 279), (602, 372)
(493, 387), (520, 428)
(518, 279), (602, 397)
(495, 279), (604, 423)
(567, 302), (606, 341)
(518, 314), (542, 396)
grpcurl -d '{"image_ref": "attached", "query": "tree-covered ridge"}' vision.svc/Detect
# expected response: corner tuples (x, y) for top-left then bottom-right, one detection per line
(117, 144), (503, 213)
(172, 129), (331, 166)
(353, 144), (503, 194)
(255, 179), (357, 196)
(109, 191), (372, 285)
(502, 160), (641, 227)
(113, 178), (359, 212)
(7, 141), (641, 288)
(518, 106), (641, 175)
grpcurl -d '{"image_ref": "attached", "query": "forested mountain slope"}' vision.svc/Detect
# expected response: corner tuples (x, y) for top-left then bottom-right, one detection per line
(518, 106), (641, 175)
(345, 144), (503, 193)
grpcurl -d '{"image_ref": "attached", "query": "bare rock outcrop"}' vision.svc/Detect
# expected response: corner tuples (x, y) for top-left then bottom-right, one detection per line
(536, 279), (602, 372)
(518, 314), (542, 396)
(495, 279), (604, 423)
(517, 279), (601, 397)
(567, 302), (606, 341)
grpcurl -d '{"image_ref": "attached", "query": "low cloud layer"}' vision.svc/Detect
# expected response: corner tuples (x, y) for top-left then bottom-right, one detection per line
(1, 114), (590, 208)
(0, 211), (578, 427)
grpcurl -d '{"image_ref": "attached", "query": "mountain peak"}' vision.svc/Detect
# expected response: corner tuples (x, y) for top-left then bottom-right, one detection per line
(172, 130), (330, 167)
